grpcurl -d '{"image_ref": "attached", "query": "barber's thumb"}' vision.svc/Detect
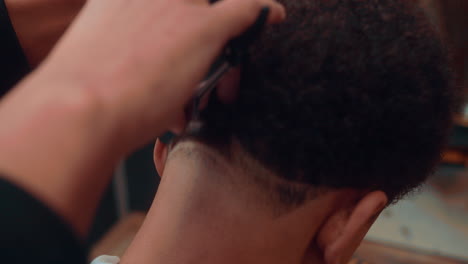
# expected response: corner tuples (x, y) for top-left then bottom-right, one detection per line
(211, 0), (286, 38)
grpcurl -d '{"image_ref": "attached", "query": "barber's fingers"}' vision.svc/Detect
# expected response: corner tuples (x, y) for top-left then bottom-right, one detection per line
(210, 0), (286, 39)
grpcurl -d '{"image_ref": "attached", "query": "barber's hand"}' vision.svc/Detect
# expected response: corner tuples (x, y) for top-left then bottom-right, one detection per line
(0, 0), (284, 236)
(41, 0), (285, 151)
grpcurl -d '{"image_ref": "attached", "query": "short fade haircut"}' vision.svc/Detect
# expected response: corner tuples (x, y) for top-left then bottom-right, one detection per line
(187, 0), (458, 205)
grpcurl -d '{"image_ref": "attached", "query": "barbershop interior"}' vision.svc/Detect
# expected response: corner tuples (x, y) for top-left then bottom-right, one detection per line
(0, 0), (467, 263)
(80, 1), (468, 263)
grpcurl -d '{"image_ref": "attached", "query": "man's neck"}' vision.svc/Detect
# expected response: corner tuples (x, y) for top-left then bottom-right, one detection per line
(122, 142), (333, 264)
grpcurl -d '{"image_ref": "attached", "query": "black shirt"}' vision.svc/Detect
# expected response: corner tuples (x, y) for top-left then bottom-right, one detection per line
(0, 178), (86, 264)
(0, 0), (30, 97)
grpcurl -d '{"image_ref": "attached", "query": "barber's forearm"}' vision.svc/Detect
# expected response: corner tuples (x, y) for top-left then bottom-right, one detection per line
(0, 0), (287, 240)
(5, 0), (84, 66)
(0, 67), (124, 238)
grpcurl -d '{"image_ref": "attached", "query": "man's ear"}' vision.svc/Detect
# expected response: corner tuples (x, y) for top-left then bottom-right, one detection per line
(316, 191), (388, 264)
(154, 139), (169, 177)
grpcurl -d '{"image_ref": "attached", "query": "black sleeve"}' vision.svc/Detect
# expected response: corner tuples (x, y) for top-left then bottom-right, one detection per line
(0, 0), (30, 98)
(0, 178), (87, 264)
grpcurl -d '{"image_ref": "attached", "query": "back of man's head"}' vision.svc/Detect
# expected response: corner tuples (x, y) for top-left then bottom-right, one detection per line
(186, 0), (457, 206)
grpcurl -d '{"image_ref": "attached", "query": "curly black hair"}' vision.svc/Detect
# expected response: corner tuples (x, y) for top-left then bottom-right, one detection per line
(193, 0), (458, 204)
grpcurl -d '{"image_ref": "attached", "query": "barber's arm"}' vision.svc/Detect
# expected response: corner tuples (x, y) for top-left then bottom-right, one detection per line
(0, 0), (284, 250)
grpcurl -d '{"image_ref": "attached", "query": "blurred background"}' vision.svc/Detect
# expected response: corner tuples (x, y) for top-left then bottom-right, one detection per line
(87, 1), (468, 263)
